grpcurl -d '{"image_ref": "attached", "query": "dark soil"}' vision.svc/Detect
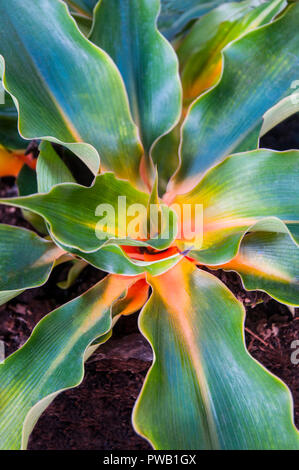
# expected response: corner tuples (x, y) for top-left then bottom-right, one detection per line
(0, 115), (298, 450)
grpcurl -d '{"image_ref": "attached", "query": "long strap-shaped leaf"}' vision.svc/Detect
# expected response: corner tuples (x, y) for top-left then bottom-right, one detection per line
(158, 0), (239, 40)
(51, 229), (183, 276)
(90, 0), (182, 156)
(174, 149), (299, 264)
(22, 274), (148, 449)
(152, 0), (282, 192)
(173, 2), (299, 193)
(0, 225), (62, 306)
(0, 0), (143, 181)
(178, 0), (286, 102)
(0, 273), (141, 449)
(216, 230), (299, 306)
(68, 0), (234, 40)
(0, 173), (177, 252)
(66, 244), (183, 277)
(133, 259), (299, 449)
(1, 174), (148, 252)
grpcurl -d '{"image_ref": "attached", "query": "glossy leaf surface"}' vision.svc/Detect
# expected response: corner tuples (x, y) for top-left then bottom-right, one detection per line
(174, 150), (299, 264)
(0, 0), (143, 181)
(158, 0), (240, 39)
(0, 225), (62, 306)
(0, 173), (177, 252)
(178, 0), (285, 102)
(91, 0), (181, 155)
(0, 274), (140, 449)
(218, 230), (299, 306)
(133, 259), (299, 449)
(174, 3), (299, 192)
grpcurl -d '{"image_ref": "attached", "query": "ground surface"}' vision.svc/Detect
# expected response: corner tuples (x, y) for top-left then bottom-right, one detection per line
(0, 115), (298, 450)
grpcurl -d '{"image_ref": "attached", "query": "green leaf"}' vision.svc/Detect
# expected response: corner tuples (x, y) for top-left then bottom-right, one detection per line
(173, 3), (299, 192)
(219, 229), (299, 306)
(52, 228), (182, 277)
(0, 273), (140, 449)
(287, 223), (299, 246)
(68, 0), (236, 40)
(261, 94), (299, 137)
(68, 0), (238, 41)
(158, 0), (241, 40)
(37, 141), (76, 193)
(68, 244), (182, 277)
(133, 259), (299, 449)
(71, 12), (92, 35)
(152, 0), (283, 194)
(65, 2), (94, 35)
(17, 165), (38, 197)
(0, 225), (62, 305)
(178, 0), (286, 102)
(21, 330), (111, 450)
(0, 85), (28, 178)
(147, 170), (163, 236)
(151, 124), (181, 195)
(65, 0), (97, 17)
(17, 165), (48, 234)
(0, 291), (25, 306)
(0, 0), (143, 182)
(174, 150), (299, 264)
(0, 173), (178, 252)
(56, 258), (87, 289)
(0, 91), (25, 150)
(90, 0), (181, 155)
(232, 119), (262, 153)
